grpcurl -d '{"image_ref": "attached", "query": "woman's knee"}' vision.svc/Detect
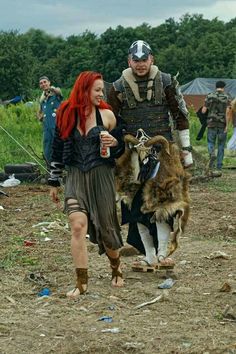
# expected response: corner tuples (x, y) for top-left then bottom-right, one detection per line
(71, 220), (86, 234)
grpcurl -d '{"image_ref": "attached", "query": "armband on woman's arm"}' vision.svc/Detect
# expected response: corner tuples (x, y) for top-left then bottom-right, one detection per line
(48, 161), (64, 187)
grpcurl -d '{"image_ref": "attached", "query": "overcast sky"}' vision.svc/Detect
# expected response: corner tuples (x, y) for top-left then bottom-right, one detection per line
(0, 0), (235, 37)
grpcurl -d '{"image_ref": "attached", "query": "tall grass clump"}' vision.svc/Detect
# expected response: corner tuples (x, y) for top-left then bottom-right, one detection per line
(0, 103), (44, 171)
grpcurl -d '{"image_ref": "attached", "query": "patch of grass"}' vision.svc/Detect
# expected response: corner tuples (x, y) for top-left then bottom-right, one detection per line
(0, 236), (40, 268)
(21, 256), (39, 266)
(0, 248), (24, 268)
(207, 177), (236, 193)
(11, 235), (25, 245)
(214, 312), (224, 321)
(0, 248), (39, 268)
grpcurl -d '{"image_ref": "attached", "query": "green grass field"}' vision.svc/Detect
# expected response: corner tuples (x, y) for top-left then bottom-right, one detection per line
(0, 104), (235, 172)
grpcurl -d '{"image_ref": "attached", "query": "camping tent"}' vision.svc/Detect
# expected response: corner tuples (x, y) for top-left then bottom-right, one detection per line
(181, 78), (236, 111)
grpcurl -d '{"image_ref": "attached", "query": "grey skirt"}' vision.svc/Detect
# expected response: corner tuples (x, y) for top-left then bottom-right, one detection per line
(64, 164), (123, 254)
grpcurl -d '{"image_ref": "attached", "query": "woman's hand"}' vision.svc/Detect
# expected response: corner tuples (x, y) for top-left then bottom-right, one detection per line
(50, 187), (60, 204)
(100, 132), (118, 147)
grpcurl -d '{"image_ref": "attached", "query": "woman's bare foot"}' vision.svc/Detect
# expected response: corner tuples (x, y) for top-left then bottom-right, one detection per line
(66, 285), (87, 299)
(111, 266), (124, 288)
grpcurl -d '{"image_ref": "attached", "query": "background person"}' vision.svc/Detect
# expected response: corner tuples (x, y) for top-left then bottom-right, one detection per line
(202, 80), (232, 174)
(48, 71), (125, 299)
(37, 76), (63, 166)
(108, 40), (193, 271)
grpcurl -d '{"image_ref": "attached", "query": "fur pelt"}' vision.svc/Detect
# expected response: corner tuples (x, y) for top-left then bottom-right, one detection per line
(115, 133), (191, 256)
(115, 135), (142, 207)
(141, 136), (191, 255)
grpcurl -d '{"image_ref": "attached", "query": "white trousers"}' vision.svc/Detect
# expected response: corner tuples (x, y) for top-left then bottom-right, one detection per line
(137, 221), (171, 264)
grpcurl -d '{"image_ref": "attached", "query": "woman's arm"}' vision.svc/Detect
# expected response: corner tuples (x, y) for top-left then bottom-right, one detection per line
(48, 127), (65, 187)
(101, 109), (125, 158)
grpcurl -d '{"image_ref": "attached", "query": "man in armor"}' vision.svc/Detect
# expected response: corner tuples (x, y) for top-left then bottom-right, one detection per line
(108, 40), (193, 271)
(202, 80), (231, 174)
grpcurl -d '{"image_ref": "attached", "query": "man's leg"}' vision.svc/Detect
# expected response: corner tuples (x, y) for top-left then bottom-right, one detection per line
(43, 129), (51, 167)
(216, 128), (227, 170)
(156, 221), (174, 266)
(43, 128), (55, 168)
(207, 128), (217, 170)
(137, 223), (157, 266)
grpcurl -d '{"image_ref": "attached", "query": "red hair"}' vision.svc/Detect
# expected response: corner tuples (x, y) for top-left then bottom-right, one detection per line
(56, 71), (112, 139)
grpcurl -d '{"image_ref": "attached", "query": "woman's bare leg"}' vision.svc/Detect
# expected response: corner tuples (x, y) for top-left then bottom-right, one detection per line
(105, 247), (124, 288)
(66, 203), (88, 298)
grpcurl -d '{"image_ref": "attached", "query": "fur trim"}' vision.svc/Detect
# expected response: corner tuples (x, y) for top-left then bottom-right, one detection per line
(39, 92), (46, 104)
(151, 201), (188, 223)
(152, 202), (190, 256)
(122, 65), (159, 102)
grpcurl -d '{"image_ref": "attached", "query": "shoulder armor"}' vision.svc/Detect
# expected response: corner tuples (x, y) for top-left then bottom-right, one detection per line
(113, 77), (124, 93)
(160, 72), (172, 89)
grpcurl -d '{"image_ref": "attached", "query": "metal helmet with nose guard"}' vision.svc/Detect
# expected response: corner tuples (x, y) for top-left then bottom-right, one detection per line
(128, 40), (152, 61)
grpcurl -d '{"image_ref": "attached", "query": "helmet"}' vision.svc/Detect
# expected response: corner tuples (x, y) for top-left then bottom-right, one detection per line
(128, 40), (152, 61)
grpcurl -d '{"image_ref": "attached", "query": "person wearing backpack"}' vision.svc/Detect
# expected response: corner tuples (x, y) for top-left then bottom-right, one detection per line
(202, 81), (231, 174)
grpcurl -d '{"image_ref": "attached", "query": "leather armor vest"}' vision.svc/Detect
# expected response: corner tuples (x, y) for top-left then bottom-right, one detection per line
(114, 68), (172, 140)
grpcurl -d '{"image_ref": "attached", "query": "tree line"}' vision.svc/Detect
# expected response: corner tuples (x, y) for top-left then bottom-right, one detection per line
(0, 13), (235, 100)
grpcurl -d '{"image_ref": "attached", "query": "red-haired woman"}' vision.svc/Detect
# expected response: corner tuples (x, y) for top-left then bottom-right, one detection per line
(48, 71), (125, 298)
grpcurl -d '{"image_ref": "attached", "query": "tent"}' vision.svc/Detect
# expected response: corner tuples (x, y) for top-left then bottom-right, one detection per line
(180, 78), (236, 111)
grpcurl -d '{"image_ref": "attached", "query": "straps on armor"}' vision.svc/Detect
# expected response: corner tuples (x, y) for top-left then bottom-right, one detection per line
(114, 66), (171, 108)
(154, 70), (163, 105)
(131, 129), (160, 183)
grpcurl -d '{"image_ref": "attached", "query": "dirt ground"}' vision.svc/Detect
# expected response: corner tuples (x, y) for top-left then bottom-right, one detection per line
(0, 170), (236, 354)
